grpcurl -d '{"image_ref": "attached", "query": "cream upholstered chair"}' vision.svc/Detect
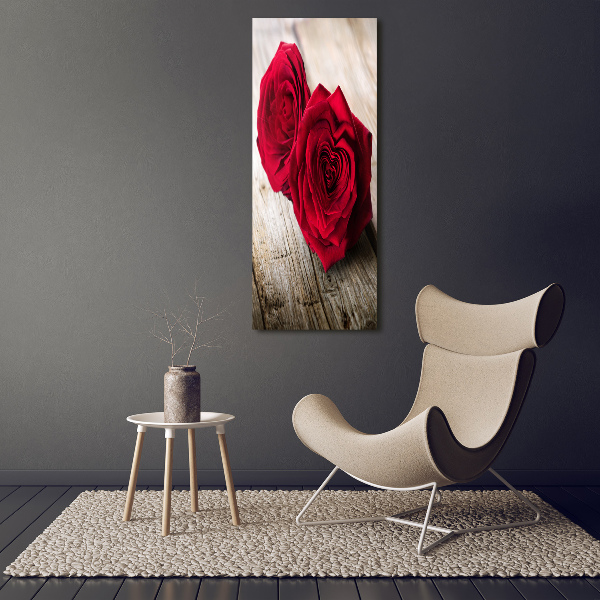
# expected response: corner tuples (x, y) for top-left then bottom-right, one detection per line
(293, 283), (565, 555)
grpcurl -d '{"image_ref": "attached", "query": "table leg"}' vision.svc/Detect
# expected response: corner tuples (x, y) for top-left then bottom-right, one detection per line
(188, 429), (198, 513)
(162, 431), (174, 536)
(217, 429), (240, 526)
(123, 426), (146, 522)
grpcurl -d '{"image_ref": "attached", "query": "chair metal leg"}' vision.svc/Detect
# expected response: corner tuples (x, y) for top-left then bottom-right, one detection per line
(296, 466), (442, 528)
(408, 468), (543, 555)
(295, 466), (542, 556)
(296, 467), (385, 526)
(386, 482), (447, 555)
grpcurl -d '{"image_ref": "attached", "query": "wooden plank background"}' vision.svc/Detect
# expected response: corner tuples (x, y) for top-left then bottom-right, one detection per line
(252, 18), (377, 330)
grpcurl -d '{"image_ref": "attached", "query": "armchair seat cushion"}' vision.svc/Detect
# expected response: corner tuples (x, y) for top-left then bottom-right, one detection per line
(293, 394), (454, 488)
(293, 348), (535, 488)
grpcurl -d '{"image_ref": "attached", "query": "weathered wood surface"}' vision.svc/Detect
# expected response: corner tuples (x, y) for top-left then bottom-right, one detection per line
(252, 18), (377, 330)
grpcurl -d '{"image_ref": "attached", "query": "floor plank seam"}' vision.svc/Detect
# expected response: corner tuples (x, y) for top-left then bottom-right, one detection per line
(0, 487), (72, 556)
(563, 487), (600, 514)
(0, 487), (45, 528)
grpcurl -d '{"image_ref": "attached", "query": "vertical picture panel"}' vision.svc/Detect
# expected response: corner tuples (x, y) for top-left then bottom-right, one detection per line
(252, 18), (377, 330)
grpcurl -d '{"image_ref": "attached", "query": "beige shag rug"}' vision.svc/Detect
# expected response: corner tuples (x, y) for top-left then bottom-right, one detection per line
(5, 489), (600, 578)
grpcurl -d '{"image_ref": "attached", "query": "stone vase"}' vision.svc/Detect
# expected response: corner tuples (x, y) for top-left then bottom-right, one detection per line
(164, 365), (201, 423)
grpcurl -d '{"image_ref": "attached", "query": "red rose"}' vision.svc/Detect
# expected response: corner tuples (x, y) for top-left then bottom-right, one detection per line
(257, 42), (311, 199)
(288, 84), (373, 272)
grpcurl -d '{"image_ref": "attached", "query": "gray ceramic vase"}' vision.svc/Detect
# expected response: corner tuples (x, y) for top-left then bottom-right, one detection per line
(164, 365), (201, 423)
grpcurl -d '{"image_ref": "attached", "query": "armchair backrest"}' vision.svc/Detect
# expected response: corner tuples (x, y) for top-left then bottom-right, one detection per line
(404, 284), (564, 470)
(415, 283), (564, 356)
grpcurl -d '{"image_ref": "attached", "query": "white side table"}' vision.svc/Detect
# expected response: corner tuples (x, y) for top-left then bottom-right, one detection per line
(123, 411), (240, 535)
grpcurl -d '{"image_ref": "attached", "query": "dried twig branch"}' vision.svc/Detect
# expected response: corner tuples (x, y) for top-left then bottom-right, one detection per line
(137, 283), (227, 367)
(186, 288), (205, 365)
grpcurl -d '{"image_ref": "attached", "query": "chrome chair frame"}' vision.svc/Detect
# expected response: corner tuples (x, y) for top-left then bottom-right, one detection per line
(296, 466), (541, 555)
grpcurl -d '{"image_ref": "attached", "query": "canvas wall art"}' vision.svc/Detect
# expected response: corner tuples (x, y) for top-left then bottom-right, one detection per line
(252, 18), (377, 330)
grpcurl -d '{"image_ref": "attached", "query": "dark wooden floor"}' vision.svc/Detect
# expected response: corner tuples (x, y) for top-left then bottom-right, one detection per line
(1, 484), (600, 599)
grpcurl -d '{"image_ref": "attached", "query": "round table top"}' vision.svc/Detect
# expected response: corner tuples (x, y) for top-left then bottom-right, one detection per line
(127, 411), (234, 429)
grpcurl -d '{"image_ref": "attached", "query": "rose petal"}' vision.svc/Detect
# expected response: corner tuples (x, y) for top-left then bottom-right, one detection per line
(257, 42), (311, 196)
(289, 85), (372, 271)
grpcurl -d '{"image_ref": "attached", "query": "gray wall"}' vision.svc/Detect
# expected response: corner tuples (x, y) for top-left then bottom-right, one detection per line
(1, 0), (598, 476)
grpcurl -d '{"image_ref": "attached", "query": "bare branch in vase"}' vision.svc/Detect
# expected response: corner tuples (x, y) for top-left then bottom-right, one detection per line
(136, 282), (228, 367)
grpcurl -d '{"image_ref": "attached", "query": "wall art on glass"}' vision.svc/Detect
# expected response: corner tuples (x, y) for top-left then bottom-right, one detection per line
(252, 18), (377, 330)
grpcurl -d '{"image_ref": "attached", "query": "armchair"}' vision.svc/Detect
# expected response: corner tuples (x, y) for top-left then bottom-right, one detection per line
(292, 283), (565, 554)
